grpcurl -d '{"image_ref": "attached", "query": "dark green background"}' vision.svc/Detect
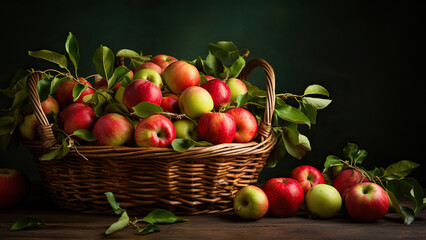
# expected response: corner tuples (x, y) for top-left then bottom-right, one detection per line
(1, 0), (424, 185)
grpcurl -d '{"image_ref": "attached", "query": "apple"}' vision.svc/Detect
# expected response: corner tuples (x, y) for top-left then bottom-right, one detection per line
(345, 182), (389, 221)
(41, 96), (60, 115)
(18, 114), (38, 140)
(133, 68), (163, 89)
(134, 114), (176, 147)
(151, 54), (178, 70)
(122, 79), (162, 111)
(305, 184), (342, 218)
(0, 168), (29, 209)
(226, 108), (258, 143)
(59, 103), (97, 135)
(331, 165), (344, 177)
(162, 61), (201, 94)
(289, 165), (325, 195)
(95, 70), (133, 91)
(204, 75), (216, 81)
(200, 79), (231, 109)
(333, 169), (369, 198)
(173, 119), (197, 140)
(161, 93), (180, 113)
(135, 62), (163, 75)
(322, 172), (333, 185)
(92, 113), (134, 146)
(262, 177), (304, 217)
(197, 112), (236, 144)
(178, 86), (214, 119)
(56, 78), (94, 108)
(226, 78), (248, 101)
(233, 185), (269, 220)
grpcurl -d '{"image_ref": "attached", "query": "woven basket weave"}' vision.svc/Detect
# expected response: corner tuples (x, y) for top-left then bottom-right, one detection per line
(24, 58), (277, 215)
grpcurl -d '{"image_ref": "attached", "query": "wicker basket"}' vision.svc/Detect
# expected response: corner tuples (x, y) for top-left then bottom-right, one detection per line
(24, 58), (277, 215)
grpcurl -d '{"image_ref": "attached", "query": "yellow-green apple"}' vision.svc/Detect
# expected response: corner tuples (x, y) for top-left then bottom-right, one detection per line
(0, 168), (29, 209)
(122, 79), (162, 111)
(226, 108), (258, 143)
(200, 79), (231, 109)
(331, 165), (344, 177)
(56, 78), (94, 108)
(135, 62), (163, 75)
(92, 113), (134, 146)
(233, 185), (269, 220)
(178, 86), (214, 119)
(197, 112), (236, 144)
(289, 165), (325, 195)
(333, 169), (369, 198)
(151, 54), (177, 70)
(134, 114), (176, 147)
(226, 78), (248, 101)
(59, 103), (96, 135)
(133, 68), (163, 89)
(305, 184), (342, 218)
(261, 178), (304, 217)
(345, 182), (389, 222)
(19, 114), (38, 140)
(41, 96), (60, 115)
(162, 61), (201, 94)
(173, 119), (197, 139)
(161, 93), (180, 113)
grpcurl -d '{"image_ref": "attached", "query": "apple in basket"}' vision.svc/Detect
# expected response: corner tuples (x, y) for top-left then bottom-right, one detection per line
(226, 77), (248, 101)
(178, 86), (214, 119)
(134, 114), (176, 147)
(226, 108), (258, 143)
(161, 93), (180, 113)
(122, 79), (162, 111)
(333, 169), (369, 198)
(92, 113), (134, 146)
(162, 60), (201, 94)
(173, 119), (198, 140)
(95, 70), (134, 91)
(56, 78), (94, 108)
(289, 165), (325, 195)
(135, 61), (163, 75)
(200, 79), (232, 109)
(133, 68), (163, 89)
(60, 103), (97, 135)
(151, 54), (178, 71)
(40, 96), (60, 115)
(18, 114), (39, 140)
(197, 112), (236, 144)
(234, 185), (269, 220)
(0, 168), (29, 209)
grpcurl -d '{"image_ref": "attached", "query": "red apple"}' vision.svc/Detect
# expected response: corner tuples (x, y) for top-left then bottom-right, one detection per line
(345, 182), (389, 221)
(18, 114), (39, 140)
(333, 169), (369, 198)
(135, 62), (163, 75)
(234, 185), (269, 220)
(204, 75), (216, 81)
(122, 79), (162, 111)
(226, 108), (258, 143)
(134, 114), (176, 147)
(289, 165), (325, 195)
(92, 113), (134, 146)
(151, 54), (178, 70)
(197, 112), (236, 144)
(161, 93), (180, 113)
(59, 103), (96, 135)
(162, 61), (201, 94)
(0, 168), (29, 209)
(262, 177), (304, 217)
(41, 96), (60, 115)
(200, 79), (231, 109)
(56, 78), (94, 108)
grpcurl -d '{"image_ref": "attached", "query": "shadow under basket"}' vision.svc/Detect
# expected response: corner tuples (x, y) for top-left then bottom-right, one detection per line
(24, 58), (277, 215)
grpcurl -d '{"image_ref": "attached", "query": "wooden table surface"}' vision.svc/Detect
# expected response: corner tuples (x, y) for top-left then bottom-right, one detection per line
(1, 183), (425, 240)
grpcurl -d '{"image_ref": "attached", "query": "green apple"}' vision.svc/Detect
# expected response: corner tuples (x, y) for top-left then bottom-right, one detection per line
(133, 68), (163, 89)
(178, 86), (214, 119)
(226, 78), (248, 101)
(19, 114), (38, 140)
(305, 184), (342, 218)
(173, 120), (197, 140)
(234, 185), (269, 220)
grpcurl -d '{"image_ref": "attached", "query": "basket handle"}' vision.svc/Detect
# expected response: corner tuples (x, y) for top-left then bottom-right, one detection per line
(238, 58), (276, 141)
(27, 72), (57, 149)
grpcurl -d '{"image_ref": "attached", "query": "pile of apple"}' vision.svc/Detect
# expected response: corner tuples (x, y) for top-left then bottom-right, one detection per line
(234, 165), (390, 222)
(20, 54), (259, 148)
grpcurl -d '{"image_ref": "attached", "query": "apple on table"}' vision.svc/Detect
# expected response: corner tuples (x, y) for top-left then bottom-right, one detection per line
(233, 185), (269, 220)
(0, 168), (29, 209)
(305, 184), (342, 219)
(289, 165), (325, 195)
(333, 169), (369, 198)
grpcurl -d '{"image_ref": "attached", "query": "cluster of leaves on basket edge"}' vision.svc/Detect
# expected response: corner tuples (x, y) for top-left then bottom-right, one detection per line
(0, 32), (332, 166)
(323, 142), (425, 225)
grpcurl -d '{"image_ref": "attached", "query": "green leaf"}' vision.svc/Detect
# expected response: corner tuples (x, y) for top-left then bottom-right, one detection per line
(37, 78), (52, 102)
(194, 140), (213, 147)
(366, 167), (385, 177)
(116, 49), (140, 58)
(403, 177), (424, 213)
(274, 101), (311, 127)
(298, 134), (311, 151)
(92, 45), (115, 79)
(204, 52), (219, 77)
(72, 83), (87, 102)
(354, 149), (368, 164)
(300, 100), (317, 124)
(28, 50), (67, 69)
(283, 131), (307, 160)
(72, 129), (97, 142)
(105, 102), (130, 115)
(171, 138), (195, 152)
(132, 102), (163, 118)
(57, 139), (70, 159)
(235, 92), (249, 108)
(302, 97), (332, 110)
(208, 43), (239, 66)
(343, 142), (358, 161)
(39, 146), (61, 161)
(0, 116), (15, 135)
(105, 211), (129, 235)
(108, 66), (130, 90)
(142, 209), (188, 224)
(10, 217), (45, 231)
(266, 129), (286, 168)
(229, 55), (245, 78)
(50, 77), (68, 94)
(65, 32), (79, 72)
(387, 191), (414, 225)
(9, 89), (28, 110)
(105, 192), (125, 215)
(137, 223), (160, 235)
(215, 41), (239, 52)
(323, 155), (343, 172)
(304, 84), (330, 97)
(382, 160), (420, 181)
